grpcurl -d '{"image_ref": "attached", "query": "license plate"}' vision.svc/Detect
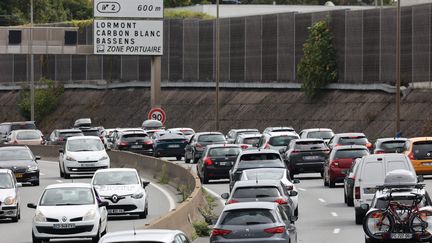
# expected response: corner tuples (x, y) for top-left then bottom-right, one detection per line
(390, 233), (412, 239)
(131, 145), (143, 149)
(80, 163), (95, 167)
(364, 188), (377, 194)
(15, 173), (23, 178)
(168, 144), (180, 148)
(219, 162), (228, 166)
(53, 223), (76, 229)
(108, 209), (124, 214)
(304, 156), (320, 160)
(423, 162), (432, 166)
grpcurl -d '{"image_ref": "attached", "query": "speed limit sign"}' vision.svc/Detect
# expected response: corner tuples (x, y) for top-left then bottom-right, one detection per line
(148, 108), (166, 125)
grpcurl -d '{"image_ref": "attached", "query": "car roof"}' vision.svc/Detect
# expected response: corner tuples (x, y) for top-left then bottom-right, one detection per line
(294, 138), (324, 143)
(195, 132), (223, 136)
(239, 149), (280, 155)
(168, 128), (194, 131)
(332, 145), (369, 150)
(1, 121), (34, 125)
(45, 183), (92, 189)
(57, 129), (83, 133)
(230, 129), (259, 132)
(12, 129), (40, 133)
(266, 126), (294, 130)
(67, 136), (101, 141)
(233, 179), (282, 188)
(120, 131), (147, 135)
(376, 138), (408, 143)
(101, 229), (184, 242)
(301, 128), (333, 132)
(238, 133), (262, 138)
(94, 168), (138, 174)
(242, 168), (286, 173)
(0, 146), (30, 151)
(363, 153), (408, 161)
(206, 144), (241, 149)
(408, 137), (432, 142)
(267, 131), (298, 137)
(334, 132), (366, 137)
(223, 201), (278, 211)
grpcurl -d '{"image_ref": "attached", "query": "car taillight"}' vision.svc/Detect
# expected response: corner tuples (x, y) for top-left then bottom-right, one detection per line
(120, 141), (129, 146)
(58, 137), (64, 141)
(408, 152), (415, 160)
(144, 140), (153, 145)
(275, 198), (287, 204)
(204, 157), (213, 166)
(264, 143), (270, 149)
(291, 150), (300, 154)
(12, 140), (18, 144)
(196, 143), (202, 148)
(375, 150), (385, 154)
(355, 186), (360, 199)
(322, 149), (330, 154)
(240, 144), (249, 150)
(334, 144), (341, 147)
(366, 143), (373, 149)
(212, 229), (232, 236)
(331, 160), (339, 167)
(227, 199), (238, 204)
(264, 226), (285, 234)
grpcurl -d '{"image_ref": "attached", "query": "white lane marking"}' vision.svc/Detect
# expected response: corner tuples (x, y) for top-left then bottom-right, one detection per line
(56, 180), (62, 183)
(149, 182), (176, 211)
(298, 188), (306, 191)
(203, 186), (226, 206)
(333, 228), (341, 234)
(331, 212), (338, 217)
(318, 198), (326, 203)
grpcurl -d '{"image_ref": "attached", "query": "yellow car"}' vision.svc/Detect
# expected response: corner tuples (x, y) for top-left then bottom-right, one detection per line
(405, 137), (432, 174)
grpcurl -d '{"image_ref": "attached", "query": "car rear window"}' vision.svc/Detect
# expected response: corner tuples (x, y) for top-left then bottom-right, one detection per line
(59, 132), (83, 138)
(16, 130), (40, 140)
(209, 147), (241, 157)
(380, 141), (406, 152)
(269, 135), (298, 146)
(244, 170), (285, 181)
(242, 137), (260, 145)
(412, 141), (432, 160)
(221, 209), (276, 225)
(82, 130), (100, 136)
(233, 186), (281, 198)
(238, 154), (284, 169)
(295, 140), (327, 150)
(198, 134), (225, 142)
(122, 134), (148, 141)
(339, 136), (368, 145)
(334, 149), (369, 159)
(11, 123), (36, 131)
(307, 131), (334, 139)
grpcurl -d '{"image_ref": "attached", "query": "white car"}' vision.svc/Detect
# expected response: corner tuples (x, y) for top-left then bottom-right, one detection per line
(99, 229), (191, 243)
(239, 168), (300, 216)
(0, 169), (21, 222)
(91, 168), (149, 218)
(167, 128), (195, 140)
(59, 136), (110, 179)
(27, 183), (108, 243)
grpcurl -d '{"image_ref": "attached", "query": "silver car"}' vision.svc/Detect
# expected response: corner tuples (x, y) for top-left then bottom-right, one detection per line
(99, 229), (191, 243)
(210, 201), (297, 243)
(0, 169), (21, 222)
(257, 132), (300, 152)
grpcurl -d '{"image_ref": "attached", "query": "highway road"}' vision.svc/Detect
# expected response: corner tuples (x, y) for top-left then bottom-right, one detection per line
(0, 159), (177, 243)
(165, 157), (432, 243)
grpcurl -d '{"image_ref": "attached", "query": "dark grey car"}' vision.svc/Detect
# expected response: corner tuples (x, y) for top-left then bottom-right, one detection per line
(373, 137), (407, 154)
(47, 129), (84, 145)
(210, 202), (297, 243)
(184, 132), (226, 163)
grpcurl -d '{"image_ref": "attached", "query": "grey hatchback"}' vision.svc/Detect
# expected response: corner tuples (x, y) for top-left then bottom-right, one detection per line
(210, 202), (297, 243)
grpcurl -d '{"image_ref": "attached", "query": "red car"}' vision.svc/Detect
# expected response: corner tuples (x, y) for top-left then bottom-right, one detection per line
(323, 145), (369, 188)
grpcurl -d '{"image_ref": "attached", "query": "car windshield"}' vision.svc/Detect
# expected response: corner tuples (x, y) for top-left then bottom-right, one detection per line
(238, 154), (284, 169)
(244, 170), (285, 181)
(67, 139), (104, 152)
(294, 140), (327, 150)
(233, 186), (281, 198)
(242, 137), (260, 145)
(198, 134), (225, 142)
(0, 149), (33, 161)
(122, 134), (148, 141)
(307, 131), (334, 139)
(412, 141), (432, 160)
(208, 147), (241, 157)
(93, 171), (139, 185)
(59, 131), (83, 138)
(334, 149), (369, 159)
(269, 135), (298, 146)
(16, 130), (40, 140)
(40, 187), (94, 206)
(0, 173), (13, 189)
(82, 130), (100, 136)
(380, 141), (406, 152)
(339, 136), (368, 145)
(221, 209), (276, 225)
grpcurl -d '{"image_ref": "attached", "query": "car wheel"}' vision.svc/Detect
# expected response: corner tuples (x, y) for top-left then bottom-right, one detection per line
(153, 150), (158, 157)
(347, 194), (354, 207)
(355, 208), (365, 225)
(92, 226), (101, 243)
(59, 166), (64, 178)
(365, 237), (380, 243)
(202, 171), (209, 184)
(32, 180), (40, 186)
(323, 177), (328, 187)
(176, 156), (182, 161)
(32, 231), (42, 243)
(329, 179), (336, 188)
(294, 207), (298, 217)
(64, 172), (71, 179)
(320, 171), (324, 177)
(144, 204), (149, 217)
(11, 207), (19, 222)
(193, 158), (199, 164)
(185, 158), (191, 164)
(344, 191), (347, 204)
(138, 209), (147, 219)
(289, 171), (295, 180)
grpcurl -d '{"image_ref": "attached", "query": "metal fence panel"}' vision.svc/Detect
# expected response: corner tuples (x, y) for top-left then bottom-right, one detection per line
(183, 19), (199, 81)
(330, 10), (346, 83)
(0, 54), (13, 83)
(245, 15), (262, 81)
(262, 14), (278, 82)
(121, 56), (139, 81)
(220, 18), (230, 82)
(169, 19), (183, 81)
(102, 55), (121, 81)
(14, 55), (27, 82)
(345, 10), (363, 83)
(295, 13), (312, 81)
(161, 20), (169, 81)
(56, 55), (71, 82)
(412, 4), (430, 82)
(380, 8), (396, 83)
(138, 56), (151, 81)
(72, 55), (86, 81)
(87, 55), (102, 81)
(363, 9), (380, 83)
(277, 13), (295, 81)
(401, 6), (413, 83)
(199, 20), (214, 81)
(229, 17), (245, 82)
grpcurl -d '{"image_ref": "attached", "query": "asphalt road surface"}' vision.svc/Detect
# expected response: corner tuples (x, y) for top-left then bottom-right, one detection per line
(164, 157), (432, 243)
(0, 160), (177, 243)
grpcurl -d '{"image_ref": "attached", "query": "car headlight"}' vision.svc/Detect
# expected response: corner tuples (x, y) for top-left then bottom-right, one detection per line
(83, 209), (97, 221)
(27, 165), (39, 172)
(131, 192), (144, 199)
(99, 156), (108, 161)
(34, 210), (46, 222)
(4, 196), (16, 205)
(65, 155), (76, 161)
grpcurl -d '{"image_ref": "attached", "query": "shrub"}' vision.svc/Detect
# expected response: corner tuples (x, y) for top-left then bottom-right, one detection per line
(297, 19), (337, 99)
(158, 163), (170, 184)
(193, 221), (211, 237)
(18, 78), (64, 123)
(164, 10), (214, 19)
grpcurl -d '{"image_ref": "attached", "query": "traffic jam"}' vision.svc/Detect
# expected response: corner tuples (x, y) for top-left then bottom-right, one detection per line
(1, 118), (432, 243)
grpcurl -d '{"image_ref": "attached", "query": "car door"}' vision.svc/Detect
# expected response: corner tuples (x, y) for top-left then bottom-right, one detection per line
(185, 135), (195, 159)
(178, 234), (190, 243)
(277, 205), (297, 242)
(94, 188), (108, 230)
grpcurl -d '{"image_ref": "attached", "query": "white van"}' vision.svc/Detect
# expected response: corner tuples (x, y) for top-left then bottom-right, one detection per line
(353, 153), (417, 224)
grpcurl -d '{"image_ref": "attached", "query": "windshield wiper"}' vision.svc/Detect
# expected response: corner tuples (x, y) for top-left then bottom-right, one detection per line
(74, 149), (94, 152)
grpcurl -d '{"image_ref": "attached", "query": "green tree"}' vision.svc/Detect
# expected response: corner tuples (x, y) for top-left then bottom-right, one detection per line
(297, 19), (337, 99)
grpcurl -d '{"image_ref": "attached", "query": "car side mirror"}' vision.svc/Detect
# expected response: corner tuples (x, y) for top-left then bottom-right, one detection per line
(16, 183), (22, 188)
(289, 191), (298, 197)
(360, 203), (369, 211)
(27, 203), (37, 209)
(35, 156), (41, 160)
(418, 175), (425, 183)
(221, 193), (229, 199)
(59, 148), (64, 153)
(99, 201), (109, 208)
(292, 179), (300, 184)
(142, 181), (150, 188)
(289, 216), (298, 222)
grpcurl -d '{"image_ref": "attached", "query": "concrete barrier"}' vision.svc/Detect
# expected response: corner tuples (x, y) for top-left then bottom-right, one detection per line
(25, 145), (206, 238)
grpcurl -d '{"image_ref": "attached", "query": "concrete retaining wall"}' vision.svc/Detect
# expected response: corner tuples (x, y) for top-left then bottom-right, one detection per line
(25, 146), (206, 238)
